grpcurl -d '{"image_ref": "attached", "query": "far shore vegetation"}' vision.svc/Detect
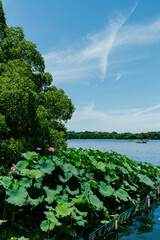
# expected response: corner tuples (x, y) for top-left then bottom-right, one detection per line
(68, 131), (160, 140)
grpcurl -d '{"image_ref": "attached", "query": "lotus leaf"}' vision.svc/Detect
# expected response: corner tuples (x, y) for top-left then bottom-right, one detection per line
(55, 204), (73, 217)
(105, 174), (118, 183)
(0, 220), (7, 223)
(120, 167), (129, 174)
(114, 188), (131, 202)
(99, 181), (115, 197)
(43, 185), (63, 204)
(40, 219), (61, 232)
(44, 211), (62, 225)
(19, 178), (31, 188)
(71, 212), (87, 226)
(123, 181), (137, 191)
(16, 160), (29, 170)
(28, 195), (44, 206)
(89, 194), (103, 209)
(20, 169), (31, 177)
(29, 169), (44, 179)
(51, 156), (63, 167)
(86, 172), (94, 179)
(10, 237), (30, 240)
(59, 172), (73, 183)
(37, 159), (55, 174)
(74, 207), (88, 217)
(34, 178), (43, 189)
(58, 193), (69, 204)
(66, 185), (79, 195)
(22, 151), (38, 160)
(72, 195), (88, 205)
(88, 180), (98, 188)
(123, 162), (133, 172)
(63, 163), (78, 176)
(6, 186), (28, 206)
(0, 176), (12, 189)
(96, 161), (106, 172)
(138, 174), (154, 186)
(107, 162), (117, 170)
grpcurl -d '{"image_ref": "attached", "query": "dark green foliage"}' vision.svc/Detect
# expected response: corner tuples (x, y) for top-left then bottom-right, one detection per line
(0, 1), (74, 168)
(0, 149), (159, 239)
(0, 0), (6, 40)
(68, 131), (160, 139)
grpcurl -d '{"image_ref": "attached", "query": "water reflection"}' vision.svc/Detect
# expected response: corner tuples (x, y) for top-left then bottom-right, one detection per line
(100, 205), (160, 240)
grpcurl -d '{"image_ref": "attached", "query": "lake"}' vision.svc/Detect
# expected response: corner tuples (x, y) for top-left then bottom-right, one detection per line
(67, 139), (160, 166)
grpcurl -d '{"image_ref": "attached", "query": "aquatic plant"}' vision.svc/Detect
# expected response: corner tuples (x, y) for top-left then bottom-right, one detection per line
(0, 148), (159, 238)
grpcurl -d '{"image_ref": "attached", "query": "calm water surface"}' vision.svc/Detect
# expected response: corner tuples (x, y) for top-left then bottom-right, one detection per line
(67, 139), (160, 166)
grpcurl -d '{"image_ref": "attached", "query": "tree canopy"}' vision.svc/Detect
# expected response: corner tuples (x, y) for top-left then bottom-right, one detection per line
(68, 131), (160, 140)
(0, 1), (74, 168)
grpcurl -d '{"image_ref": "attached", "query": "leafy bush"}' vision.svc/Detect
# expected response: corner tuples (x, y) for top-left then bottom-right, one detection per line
(0, 148), (159, 239)
(0, 1), (74, 169)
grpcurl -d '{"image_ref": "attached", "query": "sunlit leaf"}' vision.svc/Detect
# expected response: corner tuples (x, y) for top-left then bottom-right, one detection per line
(99, 181), (115, 197)
(96, 161), (106, 172)
(6, 186), (28, 206)
(114, 188), (131, 202)
(66, 185), (79, 195)
(138, 174), (154, 186)
(28, 195), (44, 206)
(19, 177), (31, 188)
(63, 163), (78, 176)
(88, 180), (99, 188)
(107, 162), (117, 170)
(89, 194), (103, 209)
(37, 159), (55, 174)
(55, 204), (73, 217)
(44, 211), (61, 226)
(0, 176), (12, 189)
(29, 169), (44, 179)
(43, 185), (63, 204)
(59, 172), (73, 183)
(16, 160), (29, 170)
(22, 151), (38, 160)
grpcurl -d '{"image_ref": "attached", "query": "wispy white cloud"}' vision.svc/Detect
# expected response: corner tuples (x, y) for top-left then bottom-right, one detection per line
(44, 5), (137, 83)
(70, 103), (110, 122)
(67, 103), (160, 132)
(115, 73), (122, 81)
(44, 3), (160, 84)
(115, 19), (160, 47)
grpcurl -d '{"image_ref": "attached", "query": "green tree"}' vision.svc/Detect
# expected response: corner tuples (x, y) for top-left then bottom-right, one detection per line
(0, 1), (74, 169)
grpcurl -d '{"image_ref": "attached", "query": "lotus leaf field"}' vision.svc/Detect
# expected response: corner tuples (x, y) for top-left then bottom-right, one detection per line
(0, 148), (160, 239)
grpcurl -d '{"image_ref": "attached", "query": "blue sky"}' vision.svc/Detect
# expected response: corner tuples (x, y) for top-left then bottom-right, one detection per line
(3, 0), (160, 133)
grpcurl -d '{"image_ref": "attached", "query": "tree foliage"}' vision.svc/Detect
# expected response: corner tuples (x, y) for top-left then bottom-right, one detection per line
(0, 1), (74, 168)
(68, 131), (160, 140)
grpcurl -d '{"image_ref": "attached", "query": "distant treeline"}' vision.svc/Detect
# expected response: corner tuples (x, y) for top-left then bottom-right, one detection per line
(67, 131), (160, 140)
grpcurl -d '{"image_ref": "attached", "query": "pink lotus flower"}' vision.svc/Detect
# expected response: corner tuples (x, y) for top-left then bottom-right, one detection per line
(77, 148), (79, 150)
(97, 156), (101, 159)
(11, 166), (16, 173)
(48, 147), (55, 152)
(36, 147), (41, 151)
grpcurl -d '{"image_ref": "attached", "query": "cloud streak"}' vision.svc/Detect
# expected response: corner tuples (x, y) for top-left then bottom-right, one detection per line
(44, 5), (137, 83)
(67, 103), (160, 132)
(44, 4), (160, 84)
